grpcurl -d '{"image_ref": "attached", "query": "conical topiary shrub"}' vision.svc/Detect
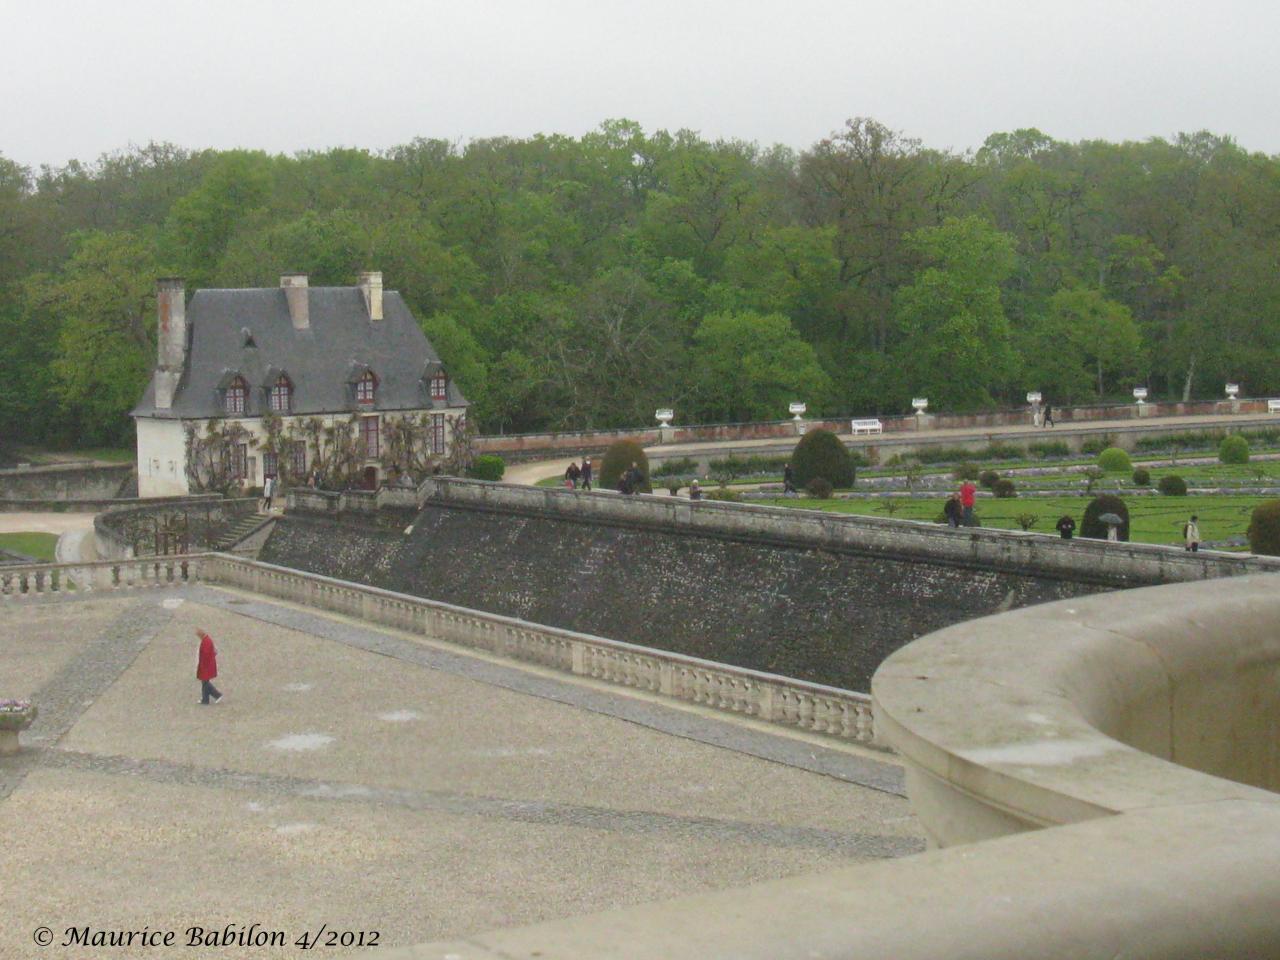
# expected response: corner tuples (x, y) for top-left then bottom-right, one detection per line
(1081, 494), (1130, 541)
(600, 440), (651, 493)
(791, 429), (854, 489)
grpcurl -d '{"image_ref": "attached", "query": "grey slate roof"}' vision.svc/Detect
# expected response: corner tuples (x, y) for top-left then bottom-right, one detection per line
(132, 286), (468, 419)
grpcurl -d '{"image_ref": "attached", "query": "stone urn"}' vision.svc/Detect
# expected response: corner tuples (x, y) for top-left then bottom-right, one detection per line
(0, 700), (37, 755)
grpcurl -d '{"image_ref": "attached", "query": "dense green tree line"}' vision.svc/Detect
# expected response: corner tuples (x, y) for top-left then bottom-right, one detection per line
(2, 118), (1277, 447)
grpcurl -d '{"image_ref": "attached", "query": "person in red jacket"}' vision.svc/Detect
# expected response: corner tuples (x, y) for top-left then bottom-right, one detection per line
(959, 480), (977, 526)
(196, 629), (223, 705)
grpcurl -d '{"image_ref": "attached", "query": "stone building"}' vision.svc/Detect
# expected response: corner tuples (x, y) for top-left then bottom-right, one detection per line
(132, 272), (468, 498)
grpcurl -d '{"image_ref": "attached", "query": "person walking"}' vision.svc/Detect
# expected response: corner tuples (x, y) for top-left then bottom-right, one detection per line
(1043, 403), (1055, 428)
(580, 458), (593, 491)
(1056, 514), (1076, 539)
(943, 493), (962, 528)
(196, 629), (223, 705)
(262, 474), (276, 511)
(689, 479), (703, 501)
(564, 461), (581, 489)
(959, 479), (977, 526)
(1184, 515), (1201, 552)
(782, 462), (798, 497)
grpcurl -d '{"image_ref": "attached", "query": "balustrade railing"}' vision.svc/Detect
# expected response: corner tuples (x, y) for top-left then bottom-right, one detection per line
(1, 552), (876, 745)
(0, 555), (207, 598)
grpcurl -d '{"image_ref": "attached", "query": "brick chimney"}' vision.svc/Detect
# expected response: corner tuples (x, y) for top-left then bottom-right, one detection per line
(357, 270), (383, 321)
(281, 273), (309, 329)
(154, 278), (186, 409)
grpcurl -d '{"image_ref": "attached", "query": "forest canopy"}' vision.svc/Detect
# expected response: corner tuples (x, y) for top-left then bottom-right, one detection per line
(2, 118), (1277, 447)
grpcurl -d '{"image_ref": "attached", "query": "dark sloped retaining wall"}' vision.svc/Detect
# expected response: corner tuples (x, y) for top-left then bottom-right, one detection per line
(261, 502), (1105, 692)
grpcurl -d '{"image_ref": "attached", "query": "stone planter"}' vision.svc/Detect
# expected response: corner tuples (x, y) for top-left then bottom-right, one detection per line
(0, 701), (37, 755)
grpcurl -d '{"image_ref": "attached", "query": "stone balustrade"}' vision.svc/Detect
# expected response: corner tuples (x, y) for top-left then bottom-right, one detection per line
(199, 554), (877, 745)
(0, 553), (876, 745)
(0, 555), (208, 598)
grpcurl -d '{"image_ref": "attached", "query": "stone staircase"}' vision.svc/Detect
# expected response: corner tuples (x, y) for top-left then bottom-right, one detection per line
(209, 512), (273, 551)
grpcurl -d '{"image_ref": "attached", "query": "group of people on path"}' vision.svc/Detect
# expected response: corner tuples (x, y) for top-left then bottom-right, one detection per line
(943, 479), (979, 527)
(564, 458), (594, 490)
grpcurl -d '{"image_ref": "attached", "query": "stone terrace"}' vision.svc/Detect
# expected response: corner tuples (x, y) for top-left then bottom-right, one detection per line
(0, 587), (921, 959)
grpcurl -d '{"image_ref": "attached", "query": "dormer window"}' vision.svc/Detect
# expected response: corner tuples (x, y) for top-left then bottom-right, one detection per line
(356, 370), (377, 405)
(269, 374), (293, 413)
(225, 376), (247, 415)
(429, 373), (448, 401)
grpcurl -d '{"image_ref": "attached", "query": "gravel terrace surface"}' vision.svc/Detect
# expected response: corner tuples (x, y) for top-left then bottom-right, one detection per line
(0, 589), (923, 958)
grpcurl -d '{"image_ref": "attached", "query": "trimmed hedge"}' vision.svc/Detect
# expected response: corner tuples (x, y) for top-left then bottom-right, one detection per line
(1246, 499), (1280, 556)
(792, 429), (854, 488)
(1132, 467), (1151, 486)
(978, 470), (1000, 489)
(992, 478), (1017, 498)
(1097, 447), (1132, 472)
(1158, 474), (1188, 496)
(601, 440), (651, 493)
(1219, 434), (1250, 464)
(466, 455), (505, 481)
(1081, 495), (1130, 541)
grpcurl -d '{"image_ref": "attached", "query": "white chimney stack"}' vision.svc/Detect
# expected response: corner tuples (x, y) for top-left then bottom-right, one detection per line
(154, 277), (186, 409)
(281, 273), (309, 329)
(358, 270), (383, 321)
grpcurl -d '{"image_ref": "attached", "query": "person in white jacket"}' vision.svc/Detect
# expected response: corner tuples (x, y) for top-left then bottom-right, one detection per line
(1184, 515), (1200, 552)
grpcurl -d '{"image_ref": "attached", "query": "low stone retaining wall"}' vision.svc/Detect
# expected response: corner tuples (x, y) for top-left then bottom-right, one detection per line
(475, 399), (1274, 460)
(0, 462), (133, 500)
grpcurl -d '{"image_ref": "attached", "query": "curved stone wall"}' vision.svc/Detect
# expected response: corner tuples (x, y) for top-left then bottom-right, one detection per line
(872, 573), (1280, 847)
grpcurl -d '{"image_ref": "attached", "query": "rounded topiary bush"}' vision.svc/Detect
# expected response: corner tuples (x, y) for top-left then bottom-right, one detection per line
(805, 477), (834, 499)
(952, 461), (980, 481)
(993, 478), (1017, 498)
(1132, 467), (1151, 486)
(791, 429), (854, 488)
(1081, 495), (1130, 541)
(465, 454), (505, 481)
(601, 440), (651, 493)
(1219, 434), (1250, 465)
(978, 470), (1000, 489)
(1097, 447), (1132, 472)
(1158, 474), (1188, 496)
(1246, 499), (1280, 556)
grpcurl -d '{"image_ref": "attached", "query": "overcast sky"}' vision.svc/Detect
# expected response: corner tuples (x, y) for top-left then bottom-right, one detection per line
(4, 0), (1277, 170)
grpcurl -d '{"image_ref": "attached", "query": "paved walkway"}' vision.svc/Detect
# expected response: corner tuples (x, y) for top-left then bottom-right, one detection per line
(0, 589), (921, 958)
(504, 411), (1278, 485)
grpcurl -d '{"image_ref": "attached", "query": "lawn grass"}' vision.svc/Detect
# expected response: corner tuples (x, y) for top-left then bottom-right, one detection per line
(0, 532), (59, 561)
(754, 494), (1267, 549)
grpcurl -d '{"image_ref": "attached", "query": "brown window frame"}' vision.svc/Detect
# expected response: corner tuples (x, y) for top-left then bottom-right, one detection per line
(269, 374), (293, 413)
(225, 377), (247, 415)
(361, 416), (380, 459)
(356, 370), (377, 405)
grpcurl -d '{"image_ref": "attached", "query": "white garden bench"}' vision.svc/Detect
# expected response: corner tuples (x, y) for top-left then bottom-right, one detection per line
(851, 419), (883, 435)
(1268, 399), (1280, 413)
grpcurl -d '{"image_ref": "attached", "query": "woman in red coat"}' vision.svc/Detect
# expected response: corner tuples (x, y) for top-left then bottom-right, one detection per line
(196, 630), (223, 705)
